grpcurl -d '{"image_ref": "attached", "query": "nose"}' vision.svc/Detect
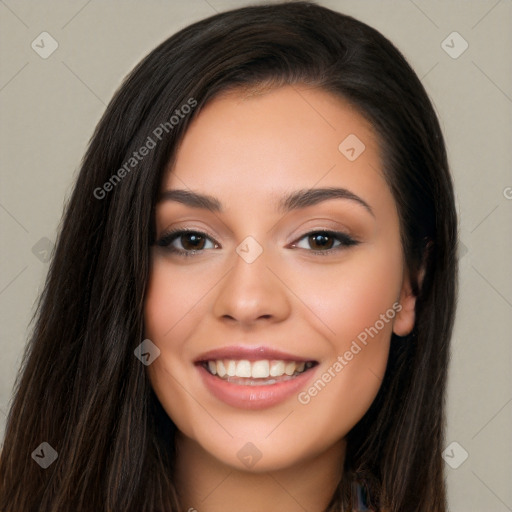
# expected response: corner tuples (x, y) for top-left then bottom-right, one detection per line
(212, 247), (292, 327)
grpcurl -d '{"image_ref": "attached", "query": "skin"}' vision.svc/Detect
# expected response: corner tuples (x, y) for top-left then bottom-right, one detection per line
(144, 84), (417, 511)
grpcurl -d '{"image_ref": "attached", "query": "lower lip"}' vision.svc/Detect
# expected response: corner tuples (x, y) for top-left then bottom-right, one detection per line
(197, 364), (317, 410)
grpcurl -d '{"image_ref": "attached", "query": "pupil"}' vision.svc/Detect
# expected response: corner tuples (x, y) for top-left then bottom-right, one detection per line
(310, 233), (332, 250)
(182, 233), (204, 250)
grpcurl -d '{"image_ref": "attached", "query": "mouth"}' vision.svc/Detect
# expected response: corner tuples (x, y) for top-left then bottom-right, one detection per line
(200, 359), (317, 386)
(194, 346), (319, 409)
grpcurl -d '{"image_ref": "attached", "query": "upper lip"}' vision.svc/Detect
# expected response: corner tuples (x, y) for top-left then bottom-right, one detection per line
(195, 345), (317, 363)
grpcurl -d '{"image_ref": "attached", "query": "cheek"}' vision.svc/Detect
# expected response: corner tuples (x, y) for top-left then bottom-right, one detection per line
(143, 259), (231, 438)
(144, 259), (217, 342)
(290, 247), (403, 422)
(143, 263), (200, 426)
(295, 245), (403, 350)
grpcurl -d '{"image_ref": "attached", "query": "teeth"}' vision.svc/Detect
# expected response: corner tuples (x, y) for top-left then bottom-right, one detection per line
(251, 360), (269, 378)
(236, 360), (252, 378)
(216, 360), (227, 378)
(270, 360), (285, 377)
(284, 361), (296, 376)
(208, 360), (217, 375)
(226, 360), (236, 377)
(205, 359), (312, 380)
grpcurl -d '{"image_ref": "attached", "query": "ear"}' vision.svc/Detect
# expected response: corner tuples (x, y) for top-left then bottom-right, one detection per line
(393, 267), (425, 337)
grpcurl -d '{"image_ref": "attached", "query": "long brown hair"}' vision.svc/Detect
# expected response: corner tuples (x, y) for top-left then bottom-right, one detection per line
(0, 2), (457, 510)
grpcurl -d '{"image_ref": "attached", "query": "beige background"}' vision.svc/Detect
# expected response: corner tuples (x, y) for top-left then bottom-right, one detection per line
(1, 0), (511, 510)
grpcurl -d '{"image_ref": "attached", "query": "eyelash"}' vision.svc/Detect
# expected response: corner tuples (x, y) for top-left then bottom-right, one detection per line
(155, 228), (359, 258)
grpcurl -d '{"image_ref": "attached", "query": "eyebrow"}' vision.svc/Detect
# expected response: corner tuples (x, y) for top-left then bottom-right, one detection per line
(158, 187), (374, 217)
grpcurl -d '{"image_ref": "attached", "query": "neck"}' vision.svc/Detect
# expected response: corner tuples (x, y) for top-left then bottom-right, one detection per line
(174, 433), (345, 512)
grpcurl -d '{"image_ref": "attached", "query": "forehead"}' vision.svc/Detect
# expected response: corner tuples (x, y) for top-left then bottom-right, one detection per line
(162, 85), (392, 215)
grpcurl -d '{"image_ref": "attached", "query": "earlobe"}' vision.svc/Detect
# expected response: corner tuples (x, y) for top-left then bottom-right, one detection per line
(392, 267), (425, 337)
(392, 284), (416, 337)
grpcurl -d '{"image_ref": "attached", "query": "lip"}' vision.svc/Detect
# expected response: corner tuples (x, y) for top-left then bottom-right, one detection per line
(196, 357), (318, 411)
(195, 345), (314, 363)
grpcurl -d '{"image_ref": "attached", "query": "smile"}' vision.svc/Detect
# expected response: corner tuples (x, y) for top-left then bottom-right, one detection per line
(194, 346), (319, 409)
(203, 359), (316, 385)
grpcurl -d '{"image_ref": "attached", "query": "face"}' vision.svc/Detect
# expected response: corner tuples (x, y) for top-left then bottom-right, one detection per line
(144, 85), (417, 472)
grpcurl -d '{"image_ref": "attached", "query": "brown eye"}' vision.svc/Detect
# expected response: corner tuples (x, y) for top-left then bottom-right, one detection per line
(180, 233), (207, 251)
(156, 230), (218, 256)
(292, 230), (359, 253)
(308, 233), (335, 250)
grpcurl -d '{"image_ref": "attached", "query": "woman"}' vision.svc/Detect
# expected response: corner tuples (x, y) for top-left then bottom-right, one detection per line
(0, 2), (458, 511)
